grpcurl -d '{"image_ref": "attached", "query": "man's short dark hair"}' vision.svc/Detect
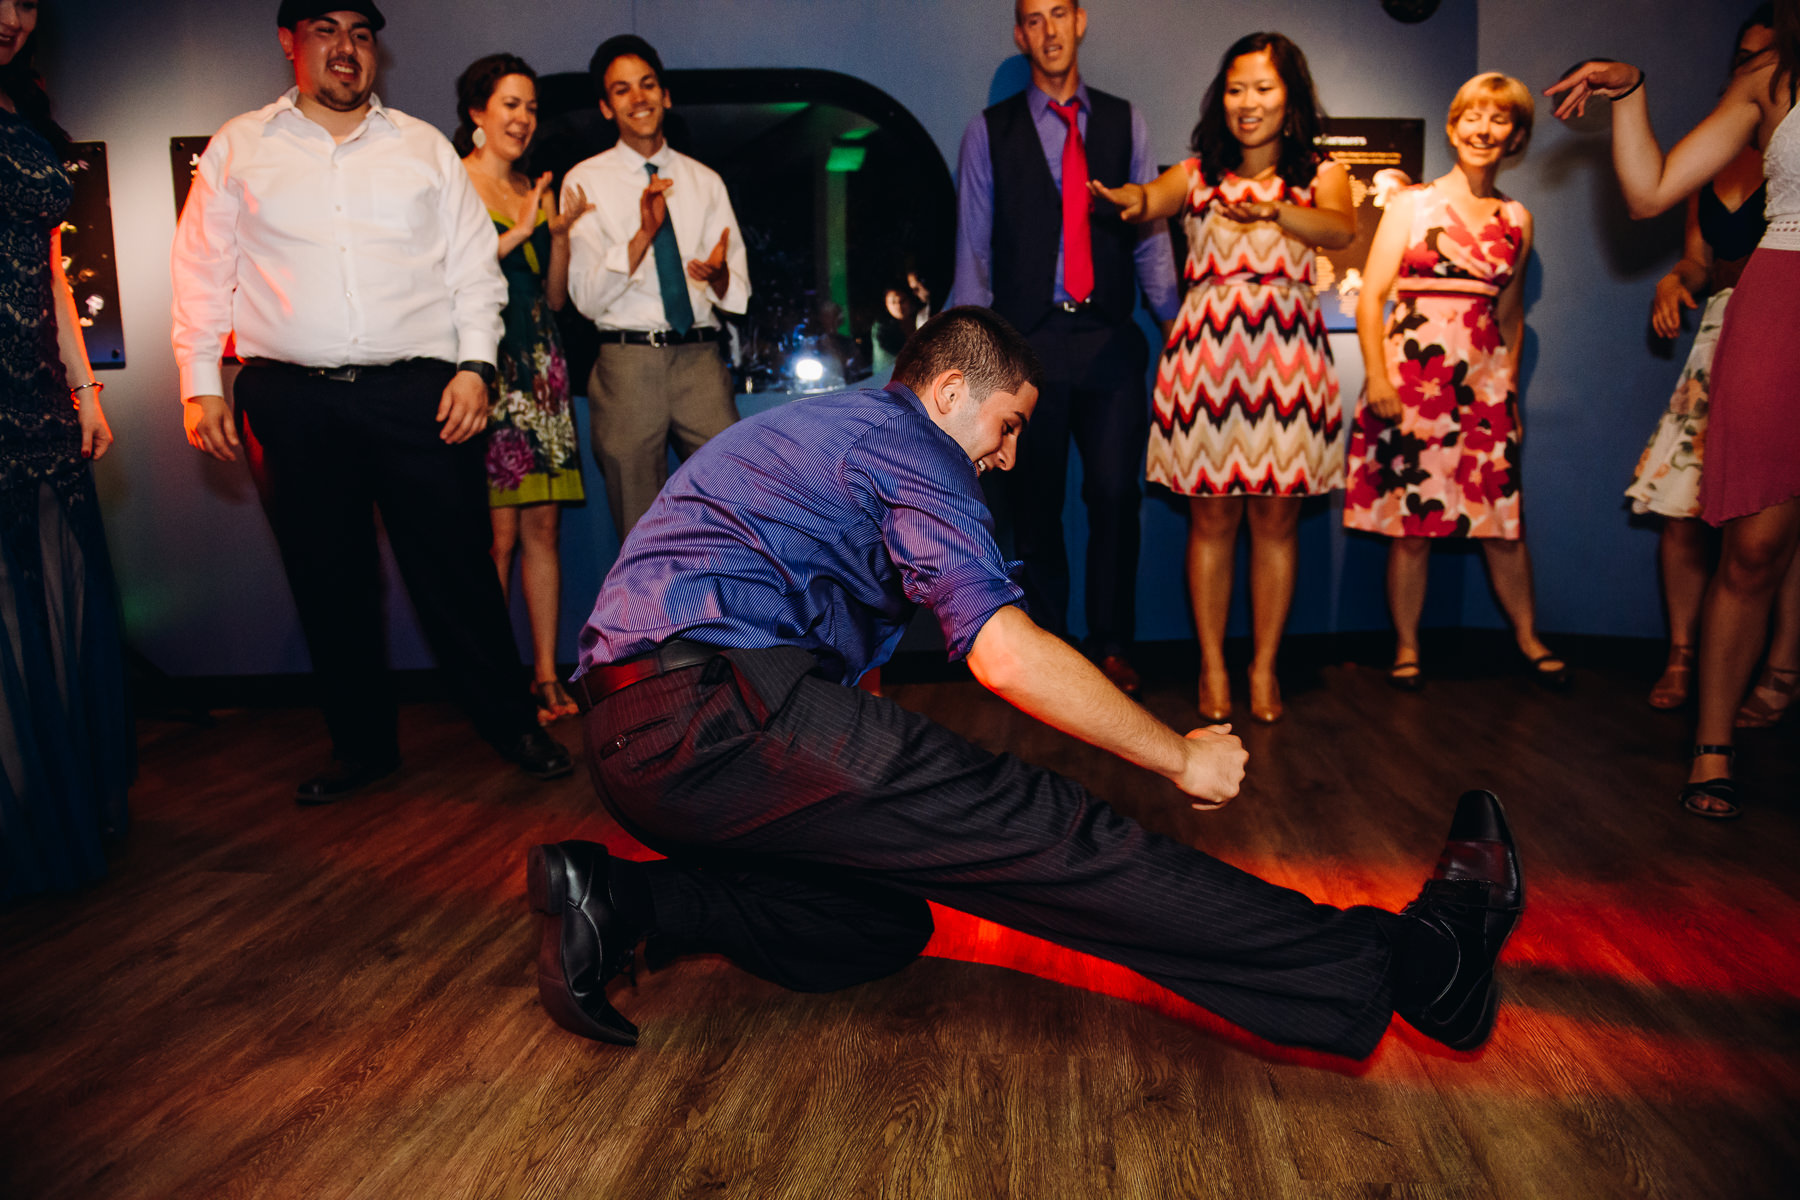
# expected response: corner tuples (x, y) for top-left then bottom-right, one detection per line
(892, 306), (1042, 402)
(590, 35), (665, 98)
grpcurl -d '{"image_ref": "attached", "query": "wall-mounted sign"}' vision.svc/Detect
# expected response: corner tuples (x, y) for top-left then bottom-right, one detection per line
(1314, 117), (1426, 331)
(63, 142), (125, 370)
(170, 136), (211, 218)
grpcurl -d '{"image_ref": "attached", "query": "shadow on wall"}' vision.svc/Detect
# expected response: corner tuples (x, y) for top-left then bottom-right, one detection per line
(988, 57), (1033, 107)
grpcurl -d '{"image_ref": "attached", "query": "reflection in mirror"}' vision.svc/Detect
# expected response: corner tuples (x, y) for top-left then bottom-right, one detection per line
(531, 68), (956, 398)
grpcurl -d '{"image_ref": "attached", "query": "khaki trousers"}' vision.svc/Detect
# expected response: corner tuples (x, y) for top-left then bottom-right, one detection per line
(587, 341), (736, 538)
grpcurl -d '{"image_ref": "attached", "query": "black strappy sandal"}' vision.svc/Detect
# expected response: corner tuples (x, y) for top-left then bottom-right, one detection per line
(1679, 743), (1741, 821)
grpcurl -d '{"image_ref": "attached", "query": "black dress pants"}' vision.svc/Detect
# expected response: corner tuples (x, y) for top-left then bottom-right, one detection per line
(584, 645), (1401, 1058)
(235, 359), (534, 762)
(1000, 309), (1149, 656)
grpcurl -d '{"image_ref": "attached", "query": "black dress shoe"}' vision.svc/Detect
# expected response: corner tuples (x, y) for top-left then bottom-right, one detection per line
(527, 841), (643, 1045)
(1394, 789), (1524, 1051)
(295, 755), (400, 805)
(497, 729), (574, 780)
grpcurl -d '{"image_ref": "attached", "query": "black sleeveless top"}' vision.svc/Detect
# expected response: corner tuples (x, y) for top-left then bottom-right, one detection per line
(1697, 179), (1768, 262)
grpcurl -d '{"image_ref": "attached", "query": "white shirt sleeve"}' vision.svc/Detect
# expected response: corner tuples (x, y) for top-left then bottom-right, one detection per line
(437, 140), (506, 366)
(698, 168), (750, 316)
(563, 161), (642, 323)
(169, 132), (240, 400)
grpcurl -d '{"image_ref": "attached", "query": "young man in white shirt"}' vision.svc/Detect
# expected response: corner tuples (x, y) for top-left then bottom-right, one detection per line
(560, 35), (751, 539)
(171, 1), (572, 801)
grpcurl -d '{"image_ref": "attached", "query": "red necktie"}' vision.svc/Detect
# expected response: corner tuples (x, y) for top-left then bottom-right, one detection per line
(1049, 99), (1093, 304)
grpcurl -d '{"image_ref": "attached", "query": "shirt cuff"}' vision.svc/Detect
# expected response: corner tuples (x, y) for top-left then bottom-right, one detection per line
(603, 241), (641, 279)
(179, 358), (224, 400)
(455, 332), (499, 368)
(930, 560), (1027, 661)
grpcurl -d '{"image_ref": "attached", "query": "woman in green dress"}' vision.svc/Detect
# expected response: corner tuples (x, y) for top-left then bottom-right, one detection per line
(456, 54), (592, 722)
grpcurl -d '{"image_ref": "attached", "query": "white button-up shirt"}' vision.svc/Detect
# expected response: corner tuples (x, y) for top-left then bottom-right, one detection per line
(561, 140), (750, 331)
(170, 89), (506, 399)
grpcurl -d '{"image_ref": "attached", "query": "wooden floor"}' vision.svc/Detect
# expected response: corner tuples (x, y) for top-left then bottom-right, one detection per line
(3, 652), (1798, 1199)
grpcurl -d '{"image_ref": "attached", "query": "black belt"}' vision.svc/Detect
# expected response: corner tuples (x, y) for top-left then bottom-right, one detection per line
(573, 638), (721, 710)
(241, 357), (447, 383)
(597, 327), (722, 347)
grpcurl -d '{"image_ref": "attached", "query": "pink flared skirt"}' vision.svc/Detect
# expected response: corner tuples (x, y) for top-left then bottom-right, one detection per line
(1699, 248), (1800, 525)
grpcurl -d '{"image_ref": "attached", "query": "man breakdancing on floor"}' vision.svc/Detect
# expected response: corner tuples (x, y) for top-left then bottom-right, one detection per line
(529, 306), (1522, 1058)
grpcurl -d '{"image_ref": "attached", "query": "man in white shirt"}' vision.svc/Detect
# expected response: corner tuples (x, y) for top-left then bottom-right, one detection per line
(171, 1), (572, 801)
(561, 35), (751, 539)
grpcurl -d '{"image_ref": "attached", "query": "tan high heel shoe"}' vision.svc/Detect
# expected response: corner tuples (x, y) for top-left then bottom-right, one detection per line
(1249, 671), (1283, 724)
(1648, 644), (1694, 710)
(1197, 673), (1232, 723)
(1735, 664), (1799, 728)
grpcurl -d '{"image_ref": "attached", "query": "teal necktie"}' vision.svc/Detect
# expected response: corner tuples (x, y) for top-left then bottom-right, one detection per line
(646, 162), (694, 336)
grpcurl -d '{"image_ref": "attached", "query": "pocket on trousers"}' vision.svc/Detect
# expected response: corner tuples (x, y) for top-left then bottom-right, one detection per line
(596, 715), (676, 766)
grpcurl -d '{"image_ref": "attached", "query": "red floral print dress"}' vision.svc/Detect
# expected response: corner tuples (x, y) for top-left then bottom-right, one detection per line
(1343, 183), (1526, 539)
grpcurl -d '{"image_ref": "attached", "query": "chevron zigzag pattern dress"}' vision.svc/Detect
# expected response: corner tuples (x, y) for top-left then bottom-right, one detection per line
(1343, 183), (1526, 539)
(1147, 161), (1341, 497)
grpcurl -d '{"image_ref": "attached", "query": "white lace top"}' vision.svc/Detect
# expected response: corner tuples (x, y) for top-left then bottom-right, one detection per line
(1762, 103), (1800, 250)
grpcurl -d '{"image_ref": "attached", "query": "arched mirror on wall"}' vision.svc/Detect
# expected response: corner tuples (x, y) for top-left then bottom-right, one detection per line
(530, 68), (956, 404)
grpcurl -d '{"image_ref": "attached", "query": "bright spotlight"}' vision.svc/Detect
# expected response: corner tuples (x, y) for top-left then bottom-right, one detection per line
(793, 356), (825, 383)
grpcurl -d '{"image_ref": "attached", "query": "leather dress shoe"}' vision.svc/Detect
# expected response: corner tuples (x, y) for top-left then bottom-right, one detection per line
(497, 729), (574, 780)
(295, 754), (400, 805)
(1098, 654), (1142, 696)
(1394, 789), (1524, 1051)
(527, 840), (643, 1045)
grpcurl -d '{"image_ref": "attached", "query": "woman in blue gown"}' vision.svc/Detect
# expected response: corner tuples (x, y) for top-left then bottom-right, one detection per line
(0, 0), (133, 902)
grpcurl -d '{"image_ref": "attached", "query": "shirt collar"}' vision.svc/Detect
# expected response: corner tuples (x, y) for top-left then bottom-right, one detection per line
(1027, 80), (1089, 119)
(612, 138), (675, 174)
(266, 87), (397, 139)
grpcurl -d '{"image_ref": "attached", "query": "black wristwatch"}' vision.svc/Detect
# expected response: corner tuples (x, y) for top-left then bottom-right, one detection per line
(456, 360), (497, 385)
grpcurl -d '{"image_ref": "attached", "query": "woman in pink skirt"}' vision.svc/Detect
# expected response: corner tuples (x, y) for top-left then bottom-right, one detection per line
(1550, 4), (1800, 818)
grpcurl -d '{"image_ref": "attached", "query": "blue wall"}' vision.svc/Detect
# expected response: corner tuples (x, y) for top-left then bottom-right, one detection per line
(45, 0), (1741, 677)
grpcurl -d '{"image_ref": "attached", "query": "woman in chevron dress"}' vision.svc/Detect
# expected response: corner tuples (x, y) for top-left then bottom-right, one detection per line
(1093, 32), (1351, 723)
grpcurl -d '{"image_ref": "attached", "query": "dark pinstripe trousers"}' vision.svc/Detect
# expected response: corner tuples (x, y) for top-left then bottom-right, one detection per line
(584, 645), (1400, 1058)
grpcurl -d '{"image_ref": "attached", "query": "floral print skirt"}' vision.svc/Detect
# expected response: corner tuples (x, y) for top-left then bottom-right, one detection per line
(1344, 292), (1521, 539)
(487, 315), (585, 508)
(1625, 287), (1730, 519)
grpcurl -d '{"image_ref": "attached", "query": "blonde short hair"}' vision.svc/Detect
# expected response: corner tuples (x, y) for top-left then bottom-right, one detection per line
(1447, 72), (1535, 158)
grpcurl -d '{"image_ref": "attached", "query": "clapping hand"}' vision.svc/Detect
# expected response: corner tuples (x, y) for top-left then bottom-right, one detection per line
(549, 183), (592, 238)
(516, 172), (552, 230)
(1087, 179), (1146, 220)
(686, 227), (731, 296)
(638, 173), (673, 238)
(1544, 60), (1642, 121)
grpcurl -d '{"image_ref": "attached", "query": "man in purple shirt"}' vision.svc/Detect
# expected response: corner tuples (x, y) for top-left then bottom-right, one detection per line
(950, 0), (1181, 694)
(525, 308), (1525, 1062)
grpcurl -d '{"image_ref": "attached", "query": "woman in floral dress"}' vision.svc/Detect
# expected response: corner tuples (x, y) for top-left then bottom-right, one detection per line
(1342, 73), (1566, 690)
(1092, 32), (1353, 723)
(456, 54), (592, 722)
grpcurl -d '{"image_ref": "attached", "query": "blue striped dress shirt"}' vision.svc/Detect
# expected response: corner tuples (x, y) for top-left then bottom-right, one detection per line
(576, 383), (1026, 687)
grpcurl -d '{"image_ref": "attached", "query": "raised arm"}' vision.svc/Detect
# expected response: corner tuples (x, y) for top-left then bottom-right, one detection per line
(967, 605), (1247, 807)
(1355, 190), (1415, 421)
(1088, 161), (1188, 223)
(1546, 59), (1769, 219)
